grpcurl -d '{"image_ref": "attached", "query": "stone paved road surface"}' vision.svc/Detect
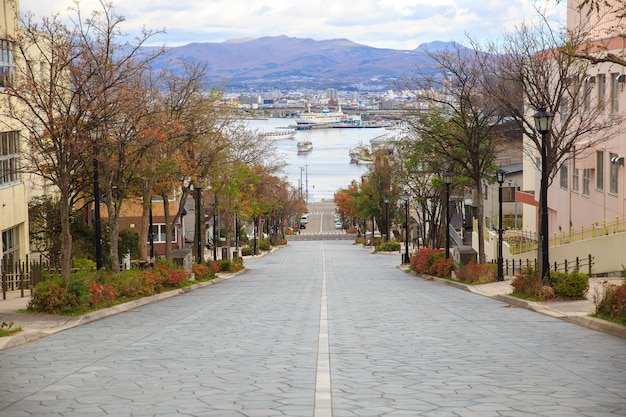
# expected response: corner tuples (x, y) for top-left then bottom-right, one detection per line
(1, 241), (625, 416)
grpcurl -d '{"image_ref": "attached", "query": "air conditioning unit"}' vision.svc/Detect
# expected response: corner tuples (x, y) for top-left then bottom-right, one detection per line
(610, 156), (624, 166)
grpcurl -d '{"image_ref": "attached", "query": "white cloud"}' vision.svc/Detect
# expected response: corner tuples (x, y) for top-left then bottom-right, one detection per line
(20, 0), (566, 50)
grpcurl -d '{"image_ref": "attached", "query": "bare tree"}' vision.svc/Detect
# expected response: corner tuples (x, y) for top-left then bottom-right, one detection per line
(7, 1), (164, 278)
(402, 43), (506, 263)
(481, 19), (621, 276)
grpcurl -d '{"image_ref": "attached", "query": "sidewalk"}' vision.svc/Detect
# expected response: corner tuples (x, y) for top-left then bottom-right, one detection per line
(426, 275), (626, 339)
(1, 270), (624, 351)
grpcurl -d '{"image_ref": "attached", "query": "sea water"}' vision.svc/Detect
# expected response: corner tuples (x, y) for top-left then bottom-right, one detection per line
(245, 118), (386, 202)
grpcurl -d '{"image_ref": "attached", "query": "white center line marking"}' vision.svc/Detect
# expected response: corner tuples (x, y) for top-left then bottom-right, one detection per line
(314, 245), (332, 417)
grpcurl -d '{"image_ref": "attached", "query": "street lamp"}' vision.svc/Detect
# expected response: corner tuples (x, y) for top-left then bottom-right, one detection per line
(402, 191), (409, 263)
(496, 168), (506, 282)
(195, 185), (203, 264)
(384, 196), (389, 242)
(212, 202), (218, 261)
(443, 171), (453, 259)
(533, 107), (554, 285)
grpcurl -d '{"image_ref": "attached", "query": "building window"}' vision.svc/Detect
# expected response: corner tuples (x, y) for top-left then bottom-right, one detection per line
(0, 131), (20, 185)
(596, 150), (604, 190)
(597, 73), (606, 113)
(583, 168), (591, 196)
(149, 224), (177, 243)
(560, 161), (568, 190)
(610, 73), (620, 114)
(2, 226), (19, 266)
(0, 39), (15, 88)
(610, 153), (619, 194)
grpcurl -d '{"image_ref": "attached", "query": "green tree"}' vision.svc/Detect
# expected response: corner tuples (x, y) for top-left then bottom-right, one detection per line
(403, 43), (504, 262)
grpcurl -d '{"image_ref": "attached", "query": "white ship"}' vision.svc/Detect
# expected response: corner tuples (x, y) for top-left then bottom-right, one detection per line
(296, 104), (348, 128)
(260, 127), (296, 140)
(297, 140), (313, 153)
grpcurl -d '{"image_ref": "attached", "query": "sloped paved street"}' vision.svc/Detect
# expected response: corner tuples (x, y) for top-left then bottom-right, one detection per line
(1, 240), (625, 416)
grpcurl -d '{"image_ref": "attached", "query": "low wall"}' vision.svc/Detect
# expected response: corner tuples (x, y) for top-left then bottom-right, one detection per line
(474, 229), (625, 276)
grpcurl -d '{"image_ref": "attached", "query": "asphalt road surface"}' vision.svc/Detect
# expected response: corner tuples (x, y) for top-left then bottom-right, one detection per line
(0, 240), (624, 416)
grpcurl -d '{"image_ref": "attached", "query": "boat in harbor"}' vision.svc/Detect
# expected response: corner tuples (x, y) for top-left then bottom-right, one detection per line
(297, 140), (313, 153)
(348, 145), (374, 164)
(260, 127), (296, 140)
(296, 104), (349, 128)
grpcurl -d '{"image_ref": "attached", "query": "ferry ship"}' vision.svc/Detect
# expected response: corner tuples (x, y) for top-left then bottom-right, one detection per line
(296, 104), (349, 128)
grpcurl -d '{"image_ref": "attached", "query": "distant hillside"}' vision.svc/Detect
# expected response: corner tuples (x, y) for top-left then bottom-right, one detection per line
(150, 36), (455, 90)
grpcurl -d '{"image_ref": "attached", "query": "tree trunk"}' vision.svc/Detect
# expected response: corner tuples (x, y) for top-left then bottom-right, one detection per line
(107, 200), (121, 274)
(475, 183), (486, 264)
(59, 189), (73, 282)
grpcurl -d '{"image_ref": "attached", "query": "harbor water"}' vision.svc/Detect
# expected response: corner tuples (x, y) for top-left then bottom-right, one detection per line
(245, 118), (386, 202)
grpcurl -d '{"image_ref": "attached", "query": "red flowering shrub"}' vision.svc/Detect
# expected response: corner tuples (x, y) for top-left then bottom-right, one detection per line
(430, 257), (455, 278)
(192, 264), (212, 280)
(410, 248), (444, 274)
(89, 282), (117, 306)
(455, 262), (497, 284)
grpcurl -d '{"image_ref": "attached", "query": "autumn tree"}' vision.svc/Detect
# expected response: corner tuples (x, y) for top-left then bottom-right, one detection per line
(5, 1), (162, 279)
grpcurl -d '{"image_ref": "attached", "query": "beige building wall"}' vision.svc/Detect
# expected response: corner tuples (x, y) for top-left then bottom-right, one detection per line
(0, 0), (30, 266)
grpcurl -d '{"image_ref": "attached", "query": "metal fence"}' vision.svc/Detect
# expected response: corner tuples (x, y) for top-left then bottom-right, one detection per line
(496, 254), (594, 277)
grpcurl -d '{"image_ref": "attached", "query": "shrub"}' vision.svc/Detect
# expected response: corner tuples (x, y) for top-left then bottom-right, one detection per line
(28, 278), (69, 314)
(430, 257), (454, 278)
(510, 267), (556, 300)
(376, 240), (400, 252)
(219, 259), (232, 272)
(28, 275), (91, 314)
(89, 282), (117, 306)
(192, 263), (216, 280)
(410, 248), (444, 275)
(455, 262), (497, 284)
(259, 239), (271, 251)
(552, 270), (589, 299)
(241, 247), (254, 256)
(595, 281), (626, 324)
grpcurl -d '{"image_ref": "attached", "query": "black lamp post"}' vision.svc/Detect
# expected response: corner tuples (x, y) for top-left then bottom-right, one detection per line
(533, 107), (554, 285)
(195, 185), (203, 264)
(496, 168), (506, 281)
(443, 171), (453, 259)
(212, 203), (218, 261)
(149, 202), (154, 260)
(91, 128), (103, 270)
(384, 196), (389, 242)
(402, 191), (409, 263)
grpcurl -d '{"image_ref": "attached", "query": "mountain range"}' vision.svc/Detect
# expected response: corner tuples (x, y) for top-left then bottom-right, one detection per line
(151, 36), (453, 91)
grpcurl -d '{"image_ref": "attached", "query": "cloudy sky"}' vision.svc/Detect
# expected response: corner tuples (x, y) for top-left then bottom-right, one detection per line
(20, 0), (566, 50)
